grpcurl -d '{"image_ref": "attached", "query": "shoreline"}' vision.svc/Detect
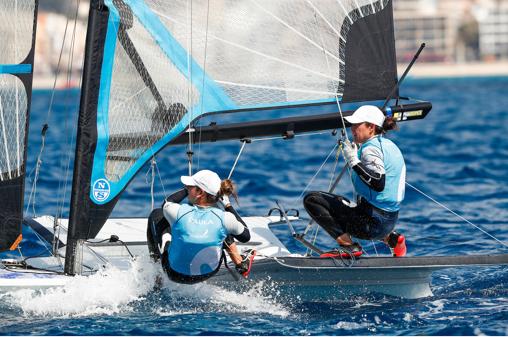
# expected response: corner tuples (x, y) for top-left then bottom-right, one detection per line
(31, 61), (508, 89)
(399, 61), (508, 79)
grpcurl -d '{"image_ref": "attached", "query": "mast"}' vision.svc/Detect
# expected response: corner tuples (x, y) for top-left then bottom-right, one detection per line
(65, 0), (110, 275)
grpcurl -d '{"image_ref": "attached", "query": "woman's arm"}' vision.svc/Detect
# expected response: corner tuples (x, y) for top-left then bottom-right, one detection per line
(221, 195), (250, 242)
(162, 188), (188, 224)
(162, 188), (188, 206)
(353, 146), (386, 192)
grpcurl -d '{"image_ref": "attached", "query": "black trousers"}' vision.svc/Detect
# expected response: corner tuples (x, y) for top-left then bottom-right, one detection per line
(303, 191), (398, 241)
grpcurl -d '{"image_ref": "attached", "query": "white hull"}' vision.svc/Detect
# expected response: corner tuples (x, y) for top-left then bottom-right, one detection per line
(1, 215), (506, 299)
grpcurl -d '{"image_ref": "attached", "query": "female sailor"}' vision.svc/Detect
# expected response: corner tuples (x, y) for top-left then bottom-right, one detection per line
(304, 105), (407, 258)
(147, 169), (255, 284)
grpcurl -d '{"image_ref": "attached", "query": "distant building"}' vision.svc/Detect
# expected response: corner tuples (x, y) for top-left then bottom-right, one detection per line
(394, 0), (453, 62)
(476, 0), (508, 61)
(394, 0), (508, 63)
(393, 0), (477, 63)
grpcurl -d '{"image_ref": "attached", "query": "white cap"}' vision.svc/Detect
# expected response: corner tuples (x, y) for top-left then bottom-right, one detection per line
(181, 170), (221, 196)
(345, 105), (385, 127)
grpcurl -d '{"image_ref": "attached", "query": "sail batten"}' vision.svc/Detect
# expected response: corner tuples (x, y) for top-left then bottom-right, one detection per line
(215, 81), (344, 95)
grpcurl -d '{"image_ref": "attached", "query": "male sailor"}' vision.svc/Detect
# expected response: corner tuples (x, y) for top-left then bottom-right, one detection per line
(147, 169), (255, 284)
(304, 105), (407, 258)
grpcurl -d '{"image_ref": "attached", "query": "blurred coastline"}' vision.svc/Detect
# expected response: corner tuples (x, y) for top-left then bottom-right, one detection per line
(33, 0), (508, 89)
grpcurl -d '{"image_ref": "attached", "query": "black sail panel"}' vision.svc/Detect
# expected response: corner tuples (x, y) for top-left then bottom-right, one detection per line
(342, 0), (398, 102)
(0, 0), (38, 251)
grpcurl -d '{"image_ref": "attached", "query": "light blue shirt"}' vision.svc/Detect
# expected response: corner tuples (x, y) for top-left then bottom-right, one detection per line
(168, 204), (228, 275)
(352, 136), (406, 212)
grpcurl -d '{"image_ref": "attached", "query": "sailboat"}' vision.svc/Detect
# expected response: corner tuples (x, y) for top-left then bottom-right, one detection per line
(0, 0), (507, 299)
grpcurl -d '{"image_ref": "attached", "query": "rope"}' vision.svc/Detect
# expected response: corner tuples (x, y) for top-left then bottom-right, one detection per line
(53, 0), (82, 256)
(25, 135), (44, 216)
(44, 2), (73, 125)
(305, 224), (321, 256)
(294, 143), (337, 204)
(145, 158), (156, 211)
(194, 0), (212, 173)
(406, 181), (508, 249)
(154, 158), (167, 197)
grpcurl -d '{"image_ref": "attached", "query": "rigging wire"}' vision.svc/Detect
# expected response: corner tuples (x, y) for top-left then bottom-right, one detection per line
(186, 0), (194, 176)
(294, 143), (337, 204)
(227, 140), (248, 179)
(53, 0), (82, 255)
(25, 0), (77, 217)
(195, 0), (211, 173)
(406, 181), (508, 249)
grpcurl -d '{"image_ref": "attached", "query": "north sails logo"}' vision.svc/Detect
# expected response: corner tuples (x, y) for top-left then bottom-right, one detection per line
(92, 179), (110, 202)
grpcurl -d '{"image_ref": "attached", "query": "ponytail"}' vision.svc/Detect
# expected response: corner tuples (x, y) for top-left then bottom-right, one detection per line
(375, 116), (399, 135)
(217, 179), (239, 204)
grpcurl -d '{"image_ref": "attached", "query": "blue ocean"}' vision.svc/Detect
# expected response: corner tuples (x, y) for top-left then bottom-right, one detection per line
(0, 77), (507, 335)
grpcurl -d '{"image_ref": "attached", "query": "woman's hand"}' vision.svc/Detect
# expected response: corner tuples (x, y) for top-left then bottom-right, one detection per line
(342, 139), (360, 168)
(220, 194), (231, 208)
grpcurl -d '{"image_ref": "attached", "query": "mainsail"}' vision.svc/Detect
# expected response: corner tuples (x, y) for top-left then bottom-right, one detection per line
(66, 0), (400, 273)
(0, 0), (38, 251)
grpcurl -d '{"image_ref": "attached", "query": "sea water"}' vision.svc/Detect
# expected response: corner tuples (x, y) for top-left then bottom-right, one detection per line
(0, 77), (507, 335)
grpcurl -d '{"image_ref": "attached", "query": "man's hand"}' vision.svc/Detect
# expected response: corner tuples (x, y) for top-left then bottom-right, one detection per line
(342, 139), (360, 168)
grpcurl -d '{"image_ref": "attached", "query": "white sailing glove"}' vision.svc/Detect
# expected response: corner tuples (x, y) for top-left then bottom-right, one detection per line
(220, 195), (231, 208)
(342, 139), (360, 168)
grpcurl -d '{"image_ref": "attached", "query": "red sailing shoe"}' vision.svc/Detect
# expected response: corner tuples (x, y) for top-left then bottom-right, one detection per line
(320, 243), (363, 259)
(387, 231), (407, 257)
(393, 234), (407, 257)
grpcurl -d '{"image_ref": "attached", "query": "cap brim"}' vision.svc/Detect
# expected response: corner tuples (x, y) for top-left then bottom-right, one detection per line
(344, 115), (364, 125)
(180, 176), (195, 186)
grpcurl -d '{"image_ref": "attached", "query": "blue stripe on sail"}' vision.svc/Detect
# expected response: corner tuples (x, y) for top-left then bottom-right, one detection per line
(0, 64), (32, 74)
(89, 2), (120, 204)
(123, 0), (235, 112)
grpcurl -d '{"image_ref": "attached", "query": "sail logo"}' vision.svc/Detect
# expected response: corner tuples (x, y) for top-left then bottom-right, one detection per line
(92, 179), (110, 202)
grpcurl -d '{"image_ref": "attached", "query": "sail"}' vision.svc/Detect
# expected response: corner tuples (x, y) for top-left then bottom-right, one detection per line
(66, 0), (398, 269)
(0, 0), (38, 251)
